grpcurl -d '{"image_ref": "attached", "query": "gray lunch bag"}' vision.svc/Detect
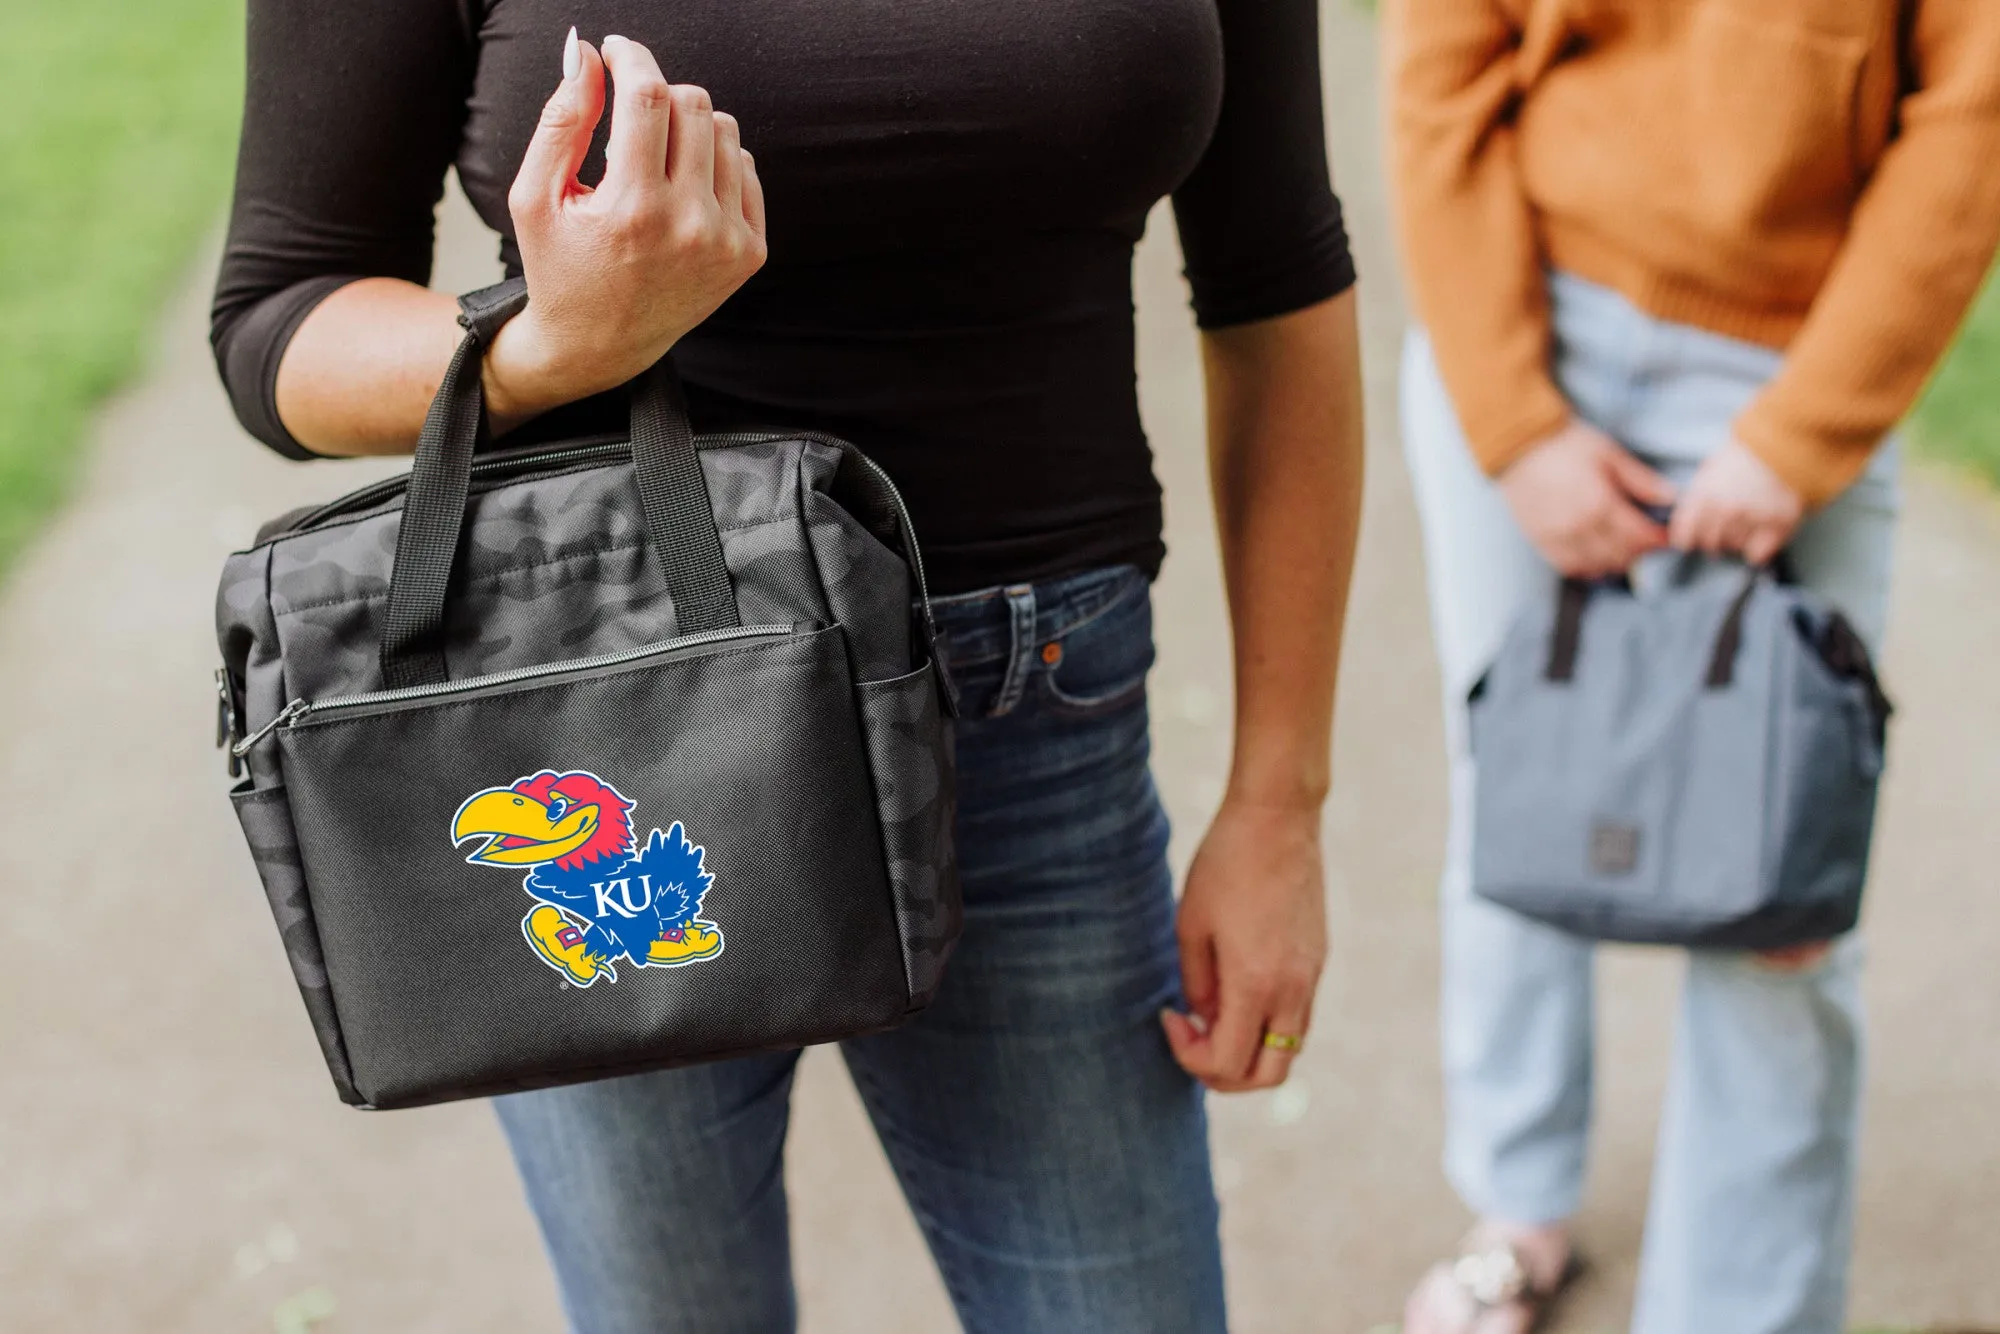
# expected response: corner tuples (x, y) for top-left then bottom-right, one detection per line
(215, 281), (961, 1109)
(1468, 560), (1892, 950)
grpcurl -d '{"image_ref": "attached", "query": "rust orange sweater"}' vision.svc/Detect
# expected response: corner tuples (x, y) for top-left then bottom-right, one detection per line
(1386, 0), (2000, 505)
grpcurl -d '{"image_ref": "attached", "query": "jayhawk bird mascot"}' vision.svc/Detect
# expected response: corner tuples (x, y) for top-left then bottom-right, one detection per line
(451, 770), (723, 986)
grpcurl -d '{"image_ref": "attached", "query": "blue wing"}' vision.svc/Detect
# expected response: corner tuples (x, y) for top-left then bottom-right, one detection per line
(628, 823), (714, 928)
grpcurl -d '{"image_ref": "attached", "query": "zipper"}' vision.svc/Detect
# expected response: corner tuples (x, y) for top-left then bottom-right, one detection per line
(215, 667), (244, 778)
(284, 434), (630, 532)
(273, 429), (935, 624)
(859, 452), (932, 616)
(229, 622), (794, 759)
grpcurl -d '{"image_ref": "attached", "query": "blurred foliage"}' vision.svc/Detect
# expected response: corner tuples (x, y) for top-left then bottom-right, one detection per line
(1911, 261), (2000, 490)
(0, 1), (245, 577)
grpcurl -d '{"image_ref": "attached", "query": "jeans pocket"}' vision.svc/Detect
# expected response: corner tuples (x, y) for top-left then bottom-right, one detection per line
(1041, 575), (1155, 718)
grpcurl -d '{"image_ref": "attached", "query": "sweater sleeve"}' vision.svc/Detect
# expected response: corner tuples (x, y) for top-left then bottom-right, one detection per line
(1170, 0), (1357, 329)
(1733, 1), (2000, 507)
(1385, 0), (1569, 475)
(209, 0), (477, 459)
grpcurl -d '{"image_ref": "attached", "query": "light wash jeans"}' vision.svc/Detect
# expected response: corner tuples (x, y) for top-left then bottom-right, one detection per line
(1401, 272), (1900, 1334)
(493, 566), (1228, 1334)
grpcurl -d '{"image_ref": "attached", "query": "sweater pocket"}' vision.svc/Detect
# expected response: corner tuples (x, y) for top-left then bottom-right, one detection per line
(1688, 6), (1866, 246)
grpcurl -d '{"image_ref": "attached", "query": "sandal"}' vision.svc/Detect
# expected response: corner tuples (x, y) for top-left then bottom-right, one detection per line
(1404, 1231), (1588, 1334)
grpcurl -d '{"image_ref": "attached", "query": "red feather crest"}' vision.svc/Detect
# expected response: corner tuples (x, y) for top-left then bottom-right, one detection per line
(510, 770), (635, 871)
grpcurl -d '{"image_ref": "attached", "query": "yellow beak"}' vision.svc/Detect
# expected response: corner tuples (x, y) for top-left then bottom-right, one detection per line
(452, 790), (601, 866)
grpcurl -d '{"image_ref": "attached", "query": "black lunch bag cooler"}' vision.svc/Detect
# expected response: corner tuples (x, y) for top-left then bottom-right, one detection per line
(216, 282), (962, 1110)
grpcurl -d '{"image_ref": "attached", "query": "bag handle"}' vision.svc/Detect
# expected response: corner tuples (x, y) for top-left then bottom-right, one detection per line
(1544, 575), (1630, 682)
(1544, 563), (1778, 690)
(1702, 565), (1764, 689)
(379, 280), (738, 689)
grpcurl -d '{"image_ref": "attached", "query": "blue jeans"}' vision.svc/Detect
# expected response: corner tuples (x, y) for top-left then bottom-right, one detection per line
(1402, 273), (1899, 1334)
(495, 565), (1227, 1334)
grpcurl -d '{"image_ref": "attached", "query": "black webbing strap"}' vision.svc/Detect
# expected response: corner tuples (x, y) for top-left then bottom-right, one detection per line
(458, 276), (530, 344)
(1545, 579), (1593, 683)
(378, 284), (738, 688)
(631, 361), (740, 634)
(378, 330), (488, 689)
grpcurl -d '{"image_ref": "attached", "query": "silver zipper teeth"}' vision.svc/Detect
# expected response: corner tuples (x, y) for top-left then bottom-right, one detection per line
(286, 438), (630, 532)
(229, 623), (790, 758)
(860, 454), (933, 617)
(281, 433), (934, 626)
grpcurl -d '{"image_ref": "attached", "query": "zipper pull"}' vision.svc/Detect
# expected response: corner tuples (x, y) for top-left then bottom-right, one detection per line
(231, 698), (309, 760)
(214, 668), (234, 750)
(216, 668), (245, 778)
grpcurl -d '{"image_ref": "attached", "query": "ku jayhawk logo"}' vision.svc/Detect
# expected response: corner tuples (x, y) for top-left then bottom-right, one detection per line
(450, 770), (723, 987)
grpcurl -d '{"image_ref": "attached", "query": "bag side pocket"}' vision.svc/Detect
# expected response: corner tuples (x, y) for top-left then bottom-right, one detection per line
(230, 783), (364, 1106)
(1769, 619), (1879, 939)
(855, 661), (962, 1011)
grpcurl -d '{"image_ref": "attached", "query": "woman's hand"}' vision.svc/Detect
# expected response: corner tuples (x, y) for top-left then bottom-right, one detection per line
(1667, 438), (1805, 566)
(1170, 294), (1361, 1094)
(1161, 800), (1327, 1091)
(484, 31), (768, 432)
(1498, 419), (1676, 578)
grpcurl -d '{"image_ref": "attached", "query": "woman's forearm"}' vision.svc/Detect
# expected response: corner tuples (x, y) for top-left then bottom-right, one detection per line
(274, 277), (466, 456)
(1199, 290), (1365, 812)
(270, 275), (607, 455)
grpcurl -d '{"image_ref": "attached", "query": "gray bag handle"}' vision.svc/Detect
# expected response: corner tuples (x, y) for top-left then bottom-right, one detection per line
(1544, 575), (1626, 683)
(1543, 563), (1774, 690)
(1702, 568), (1764, 689)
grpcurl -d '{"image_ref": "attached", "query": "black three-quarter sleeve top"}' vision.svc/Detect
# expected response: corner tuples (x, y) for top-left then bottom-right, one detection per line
(211, 0), (1355, 593)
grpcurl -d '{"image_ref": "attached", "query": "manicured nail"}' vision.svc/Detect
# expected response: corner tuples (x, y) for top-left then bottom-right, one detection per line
(562, 25), (579, 80)
(603, 33), (626, 47)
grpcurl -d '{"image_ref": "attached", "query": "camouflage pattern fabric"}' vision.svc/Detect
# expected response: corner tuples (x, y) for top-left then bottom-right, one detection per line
(230, 784), (362, 1104)
(856, 663), (962, 1007)
(218, 439), (914, 711)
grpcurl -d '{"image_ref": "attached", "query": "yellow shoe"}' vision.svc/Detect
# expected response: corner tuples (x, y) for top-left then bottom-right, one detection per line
(646, 922), (724, 966)
(522, 905), (615, 986)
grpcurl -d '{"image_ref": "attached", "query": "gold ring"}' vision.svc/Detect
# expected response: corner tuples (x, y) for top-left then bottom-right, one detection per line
(1262, 1032), (1302, 1052)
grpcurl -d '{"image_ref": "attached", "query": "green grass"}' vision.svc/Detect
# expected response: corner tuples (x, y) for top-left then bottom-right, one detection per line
(1911, 260), (2000, 489)
(0, 1), (245, 577)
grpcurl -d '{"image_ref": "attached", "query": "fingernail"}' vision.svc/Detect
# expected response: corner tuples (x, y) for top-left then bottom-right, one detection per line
(562, 25), (579, 80)
(603, 33), (626, 47)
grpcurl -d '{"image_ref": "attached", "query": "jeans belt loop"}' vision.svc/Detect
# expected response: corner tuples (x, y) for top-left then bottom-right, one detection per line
(988, 583), (1039, 718)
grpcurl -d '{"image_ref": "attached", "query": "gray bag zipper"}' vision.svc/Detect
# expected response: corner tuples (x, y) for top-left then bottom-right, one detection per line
(230, 623), (795, 759)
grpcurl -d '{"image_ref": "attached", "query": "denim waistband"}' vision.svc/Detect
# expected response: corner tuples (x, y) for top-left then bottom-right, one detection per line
(928, 564), (1149, 721)
(931, 565), (1147, 668)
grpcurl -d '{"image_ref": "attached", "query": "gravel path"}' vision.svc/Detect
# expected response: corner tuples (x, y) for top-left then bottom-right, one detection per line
(3, 5), (1995, 1329)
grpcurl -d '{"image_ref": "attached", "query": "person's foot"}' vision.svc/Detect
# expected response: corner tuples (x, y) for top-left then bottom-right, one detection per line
(1402, 1222), (1574, 1334)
